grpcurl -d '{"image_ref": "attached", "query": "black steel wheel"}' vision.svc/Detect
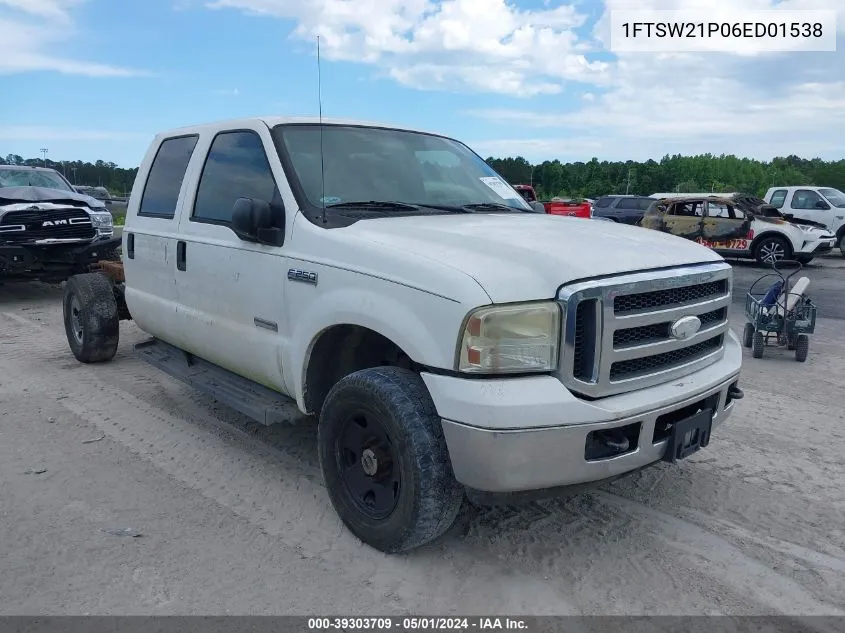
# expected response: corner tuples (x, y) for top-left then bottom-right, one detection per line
(742, 323), (754, 348)
(336, 409), (401, 521)
(317, 366), (464, 553)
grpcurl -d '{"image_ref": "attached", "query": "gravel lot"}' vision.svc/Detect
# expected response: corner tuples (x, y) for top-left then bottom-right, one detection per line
(1, 256), (844, 616)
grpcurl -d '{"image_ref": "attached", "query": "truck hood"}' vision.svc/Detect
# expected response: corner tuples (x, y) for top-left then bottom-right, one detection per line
(0, 186), (105, 209)
(344, 213), (723, 303)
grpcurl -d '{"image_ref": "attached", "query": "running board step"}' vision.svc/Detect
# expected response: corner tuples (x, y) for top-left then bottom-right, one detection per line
(134, 338), (302, 426)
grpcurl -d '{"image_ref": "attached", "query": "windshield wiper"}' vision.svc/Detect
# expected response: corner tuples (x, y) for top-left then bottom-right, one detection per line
(324, 200), (420, 210)
(461, 202), (529, 212)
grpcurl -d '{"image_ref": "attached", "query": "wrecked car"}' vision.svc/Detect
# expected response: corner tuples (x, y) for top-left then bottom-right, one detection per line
(0, 165), (121, 283)
(641, 194), (836, 265)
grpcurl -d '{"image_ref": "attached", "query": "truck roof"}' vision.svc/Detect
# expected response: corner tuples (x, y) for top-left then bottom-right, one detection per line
(153, 116), (443, 140)
(0, 164), (62, 173)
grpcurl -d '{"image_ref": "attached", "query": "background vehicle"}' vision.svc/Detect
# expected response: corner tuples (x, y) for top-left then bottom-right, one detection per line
(763, 186), (845, 256)
(592, 195), (654, 225)
(62, 116), (743, 555)
(641, 194), (835, 265)
(0, 165), (119, 283)
(513, 184), (592, 218)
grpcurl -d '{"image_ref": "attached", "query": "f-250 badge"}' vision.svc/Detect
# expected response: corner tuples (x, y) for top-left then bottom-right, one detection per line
(287, 268), (318, 285)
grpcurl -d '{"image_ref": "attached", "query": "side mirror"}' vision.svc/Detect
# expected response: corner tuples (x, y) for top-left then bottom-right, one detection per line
(231, 197), (284, 246)
(782, 213), (794, 220)
(529, 201), (546, 214)
(814, 200), (830, 210)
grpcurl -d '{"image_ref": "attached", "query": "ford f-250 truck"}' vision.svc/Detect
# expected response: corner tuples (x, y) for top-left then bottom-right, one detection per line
(61, 116), (744, 553)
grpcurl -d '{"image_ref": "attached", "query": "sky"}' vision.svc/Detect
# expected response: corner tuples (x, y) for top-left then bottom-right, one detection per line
(0, 0), (842, 168)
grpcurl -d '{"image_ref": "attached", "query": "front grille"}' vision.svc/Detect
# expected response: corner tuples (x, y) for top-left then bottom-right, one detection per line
(0, 207), (95, 242)
(557, 262), (732, 398)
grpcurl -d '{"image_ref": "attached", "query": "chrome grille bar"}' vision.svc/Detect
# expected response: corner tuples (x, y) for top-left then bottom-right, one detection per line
(556, 262), (733, 398)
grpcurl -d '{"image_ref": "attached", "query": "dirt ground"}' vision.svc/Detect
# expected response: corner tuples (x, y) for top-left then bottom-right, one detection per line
(1, 258), (844, 616)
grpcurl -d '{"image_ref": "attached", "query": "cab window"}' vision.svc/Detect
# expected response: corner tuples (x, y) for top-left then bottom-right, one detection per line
(790, 189), (824, 210)
(193, 130), (279, 225)
(768, 189), (787, 208)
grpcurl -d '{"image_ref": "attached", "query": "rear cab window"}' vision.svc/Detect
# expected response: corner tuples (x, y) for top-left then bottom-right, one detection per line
(594, 197), (613, 208)
(138, 135), (199, 219)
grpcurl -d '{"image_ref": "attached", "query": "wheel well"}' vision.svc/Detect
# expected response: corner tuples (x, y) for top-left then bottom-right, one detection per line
(303, 325), (416, 416)
(836, 225), (845, 243)
(751, 231), (792, 252)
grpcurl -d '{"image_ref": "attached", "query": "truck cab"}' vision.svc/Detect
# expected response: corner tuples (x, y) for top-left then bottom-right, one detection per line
(62, 116), (744, 554)
(764, 186), (845, 256)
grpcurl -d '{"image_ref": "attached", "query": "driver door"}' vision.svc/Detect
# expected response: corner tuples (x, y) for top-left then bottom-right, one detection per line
(788, 189), (835, 230)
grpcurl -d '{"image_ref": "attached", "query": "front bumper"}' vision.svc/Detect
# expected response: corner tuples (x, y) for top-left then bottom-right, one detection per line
(422, 330), (743, 494)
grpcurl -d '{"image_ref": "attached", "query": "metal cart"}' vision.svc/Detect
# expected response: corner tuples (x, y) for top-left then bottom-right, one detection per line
(743, 260), (816, 362)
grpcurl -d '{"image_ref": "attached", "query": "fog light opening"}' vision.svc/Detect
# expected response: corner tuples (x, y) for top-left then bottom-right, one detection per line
(585, 422), (641, 461)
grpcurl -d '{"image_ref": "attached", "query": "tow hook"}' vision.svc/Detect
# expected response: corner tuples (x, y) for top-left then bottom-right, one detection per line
(728, 384), (744, 400)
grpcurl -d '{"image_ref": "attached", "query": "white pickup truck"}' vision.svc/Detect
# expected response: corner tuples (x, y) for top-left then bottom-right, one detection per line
(62, 116), (744, 553)
(764, 186), (845, 256)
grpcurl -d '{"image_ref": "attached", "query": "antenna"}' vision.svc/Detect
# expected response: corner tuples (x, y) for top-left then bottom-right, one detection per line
(317, 35), (327, 224)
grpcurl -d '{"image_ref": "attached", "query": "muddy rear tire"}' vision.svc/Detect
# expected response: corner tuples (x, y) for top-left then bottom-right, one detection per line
(63, 272), (120, 363)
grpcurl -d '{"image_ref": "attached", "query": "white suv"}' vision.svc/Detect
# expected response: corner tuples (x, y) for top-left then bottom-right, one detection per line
(764, 186), (845, 256)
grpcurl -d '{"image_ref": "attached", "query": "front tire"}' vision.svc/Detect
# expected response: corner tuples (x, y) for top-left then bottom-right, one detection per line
(742, 323), (754, 348)
(752, 331), (765, 358)
(754, 235), (792, 266)
(317, 366), (464, 553)
(62, 273), (120, 363)
(795, 334), (809, 362)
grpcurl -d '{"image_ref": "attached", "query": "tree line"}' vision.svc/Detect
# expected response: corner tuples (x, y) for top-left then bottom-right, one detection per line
(3, 151), (843, 201)
(484, 154), (845, 201)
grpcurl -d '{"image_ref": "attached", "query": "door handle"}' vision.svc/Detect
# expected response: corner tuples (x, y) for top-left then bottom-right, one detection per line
(176, 240), (186, 271)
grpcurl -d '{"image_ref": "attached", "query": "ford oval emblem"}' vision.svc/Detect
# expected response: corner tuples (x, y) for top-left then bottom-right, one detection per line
(669, 316), (701, 340)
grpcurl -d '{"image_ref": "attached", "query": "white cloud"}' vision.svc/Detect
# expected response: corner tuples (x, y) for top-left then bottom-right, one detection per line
(206, 0), (610, 96)
(202, 0), (844, 158)
(0, 0), (147, 76)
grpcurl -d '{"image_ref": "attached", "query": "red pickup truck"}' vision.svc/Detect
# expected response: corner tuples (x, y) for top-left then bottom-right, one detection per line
(513, 185), (592, 219)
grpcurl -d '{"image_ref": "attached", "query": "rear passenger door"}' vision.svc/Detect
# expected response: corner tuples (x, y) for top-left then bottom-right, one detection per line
(701, 200), (752, 249)
(174, 125), (291, 394)
(122, 134), (199, 340)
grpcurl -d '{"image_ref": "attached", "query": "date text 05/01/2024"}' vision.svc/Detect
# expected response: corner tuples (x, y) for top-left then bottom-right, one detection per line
(620, 22), (823, 38)
(307, 617), (529, 631)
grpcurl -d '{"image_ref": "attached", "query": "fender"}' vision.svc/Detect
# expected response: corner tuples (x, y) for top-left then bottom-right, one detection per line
(284, 285), (468, 412)
(750, 229), (796, 252)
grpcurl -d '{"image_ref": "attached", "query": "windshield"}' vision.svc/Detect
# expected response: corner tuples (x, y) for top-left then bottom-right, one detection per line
(272, 124), (532, 213)
(0, 168), (73, 191)
(820, 188), (845, 208)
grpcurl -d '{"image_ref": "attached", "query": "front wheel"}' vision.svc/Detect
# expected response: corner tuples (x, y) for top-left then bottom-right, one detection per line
(742, 323), (754, 348)
(752, 331), (765, 358)
(317, 366), (464, 553)
(62, 273), (120, 363)
(754, 235), (792, 266)
(795, 333), (809, 362)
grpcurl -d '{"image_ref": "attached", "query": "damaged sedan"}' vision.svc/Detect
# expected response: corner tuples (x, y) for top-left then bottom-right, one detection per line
(641, 194), (836, 265)
(0, 165), (121, 283)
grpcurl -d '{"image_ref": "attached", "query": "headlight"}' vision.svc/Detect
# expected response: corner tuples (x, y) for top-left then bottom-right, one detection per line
(456, 301), (561, 374)
(89, 211), (113, 228)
